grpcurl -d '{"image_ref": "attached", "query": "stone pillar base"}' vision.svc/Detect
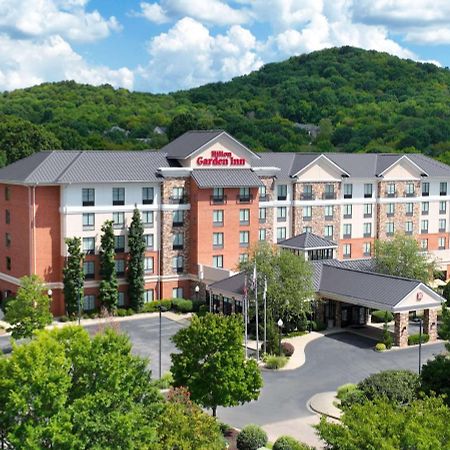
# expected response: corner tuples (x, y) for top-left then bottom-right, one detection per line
(394, 312), (409, 348)
(424, 308), (438, 342)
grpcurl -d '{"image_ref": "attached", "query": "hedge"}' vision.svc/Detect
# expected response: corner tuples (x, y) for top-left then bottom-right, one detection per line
(336, 383), (357, 400)
(371, 310), (394, 323)
(265, 355), (288, 370)
(236, 424), (268, 450)
(273, 435), (314, 450)
(172, 298), (193, 313)
(141, 299), (173, 313)
(408, 333), (429, 345)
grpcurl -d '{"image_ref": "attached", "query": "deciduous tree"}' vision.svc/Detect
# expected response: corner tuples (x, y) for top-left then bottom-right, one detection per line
(63, 237), (85, 317)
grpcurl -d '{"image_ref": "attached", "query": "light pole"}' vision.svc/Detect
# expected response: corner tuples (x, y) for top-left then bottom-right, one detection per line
(418, 317), (423, 374)
(277, 318), (283, 356)
(195, 285), (200, 303)
(158, 302), (168, 379)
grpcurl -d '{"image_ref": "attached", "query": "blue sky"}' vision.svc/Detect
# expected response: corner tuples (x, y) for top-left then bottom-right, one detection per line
(0, 0), (449, 93)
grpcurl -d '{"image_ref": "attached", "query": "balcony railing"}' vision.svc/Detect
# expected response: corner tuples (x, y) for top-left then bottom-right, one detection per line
(301, 193), (315, 200)
(277, 195), (287, 201)
(237, 194), (253, 204)
(322, 192), (336, 200)
(363, 213), (372, 218)
(385, 191), (396, 197)
(406, 211), (413, 216)
(422, 191), (429, 197)
(259, 195), (268, 202)
(172, 244), (184, 250)
(173, 221), (184, 227)
(364, 193), (372, 198)
(404, 191), (416, 197)
(82, 200), (95, 207)
(113, 200), (125, 206)
(142, 198), (154, 205)
(114, 247), (125, 253)
(210, 195), (227, 205)
(169, 195), (188, 204)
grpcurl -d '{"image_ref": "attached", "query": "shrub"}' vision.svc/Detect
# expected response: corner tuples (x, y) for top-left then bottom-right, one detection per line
(142, 299), (173, 313)
(197, 305), (209, 317)
(151, 372), (174, 389)
(265, 355), (288, 370)
(420, 354), (450, 406)
(172, 298), (193, 313)
(281, 342), (295, 357)
(371, 310), (394, 323)
(116, 308), (128, 317)
(59, 315), (70, 323)
(310, 320), (327, 331)
(236, 424), (267, 450)
(192, 299), (205, 312)
(340, 389), (366, 408)
(126, 308), (135, 316)
(357, 370), (419, 405)
(273, 435), (313, 450)
(219, 422), (231, 434)
(408, 333), (429, 345)
(336, 383), (357, 400)
(375, 343), (386, 352)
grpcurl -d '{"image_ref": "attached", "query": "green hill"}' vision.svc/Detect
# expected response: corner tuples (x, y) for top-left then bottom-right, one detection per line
(1, 46), (450, 167)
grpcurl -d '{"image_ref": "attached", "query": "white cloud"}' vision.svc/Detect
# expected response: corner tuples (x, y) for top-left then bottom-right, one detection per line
(137, 17), (262, 91)
(0, 0), (121, 43)
(0, 34), (133, 91)
(138, 0), (248, 26)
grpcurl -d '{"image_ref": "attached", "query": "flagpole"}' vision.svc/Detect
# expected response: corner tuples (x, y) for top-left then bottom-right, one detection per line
(263, 276), (267, 356)
(244, 275), (248, 359)
(255, 265), (259, 361)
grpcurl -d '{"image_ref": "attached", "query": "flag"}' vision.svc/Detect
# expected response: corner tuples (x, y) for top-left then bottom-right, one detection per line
(243, 274), (248, 300)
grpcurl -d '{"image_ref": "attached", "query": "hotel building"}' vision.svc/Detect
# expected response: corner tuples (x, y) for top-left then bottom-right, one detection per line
(0, 130), (449, 318)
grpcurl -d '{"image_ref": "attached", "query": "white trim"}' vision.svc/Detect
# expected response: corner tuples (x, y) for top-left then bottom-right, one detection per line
(157, 167), (192, 177)
(292, 154), (350, 178)
(377, 155), (428, 177)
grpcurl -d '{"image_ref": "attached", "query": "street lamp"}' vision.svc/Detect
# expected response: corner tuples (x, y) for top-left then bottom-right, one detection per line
(277, 318), (283, 356)
(158, 302), (168, 379)
(418, 317), (423, 375)
(195, 285), (200, 302)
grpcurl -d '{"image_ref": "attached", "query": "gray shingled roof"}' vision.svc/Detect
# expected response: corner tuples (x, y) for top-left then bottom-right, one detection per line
(161, 130), (224, 159)
(209, 272), (245, 297)
(192, 169), (263, 188)
(279, 232), (337, 250)
(0, 150), (170, 184)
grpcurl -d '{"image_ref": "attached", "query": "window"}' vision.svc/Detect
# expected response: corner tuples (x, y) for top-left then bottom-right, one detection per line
(386, 183), (396, 197)
(364, 203), (372, 218)
(112, 212), (125, 228)
(112, 187), (125, 206)
(82, 188), (95, 206)
(114, 235), (125, 252)
(213, 232), (224, 248)
(6, 256), (11, 271)
(173, 233), (184, 250)
(240, 209), (250, 225)
(212, 187), (224, 203)
(171, 186), (185, 203)
(118, 292), (125, 307)
(440, 182), (447, 196)
(303, 205), (312, 221)
(144, 257), (154, 273)
(323, 184), (335, 199)
(144, 234), (154, 250)
(259, 207), (266, 223)
(83, 261), (95, 279)
(440, 201), (447, 214)
(343, 184), (352, 199)
(276, 227), (286, 242)
(115, 259), (126, 277)
(259, 185), (267, 201)
(439, 218), (446, 232)
(144, 289), (154, 303)
(302, 184), (313, 200)
(303, 226), (312, 233)
(142, 187), (154, 204)
(259, 229), (266, 241)
(363, 223), (372, 238)
(213, 255), (224, 268)
(422, 182), (430, 197)
(364, 184), (373, 198)
(277, 207), (287, 222)
(172, 256), (183, 273)
(173, 210), (184, 227)
(83, 237), (95, 254)
(421, 239), (428, 250)
(406, 202), (414, 216)
(343, 204), (352, 219)
(421, 202), (429, 215)
(238, 187), (251, 203)
(421, 219), (429, 234)
(439, 237), (446, 250)
(405, 221), (413, 235)
(239, 254), (248, 263)
(5, 232), (11, 248)
(386, 203), (395, 217)
(5, 209), (10, 224)
(343, 244), (351, 258)
(82, 213), (95, 230)
(386, 222), (395, 236)
(83, 295), (95, 311)
(277, 184), (287, 201)
(363, 242), (371, 257)
(324, 205), (333, 220)
(324, 225), (333, 238)
(343, 223), (352, 238)
(142, 211), (154, 227)
(213, 210), (224, 226)
(172, 287), (183, 299)
(239, 231), (249, 247)
(405, 182), (415, 197)
(4, 186), (10, 201)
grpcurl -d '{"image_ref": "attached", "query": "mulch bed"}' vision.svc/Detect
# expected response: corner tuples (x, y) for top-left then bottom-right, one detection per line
(223, 428), (239, 450)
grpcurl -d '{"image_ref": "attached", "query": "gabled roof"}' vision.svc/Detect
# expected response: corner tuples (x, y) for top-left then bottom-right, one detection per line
(279, 232), (337, 251)
(161, 130), (260, 160)
(192, 169), (263, 188)
(376, 154), (428, 177)
(209, 272), (245, 297)
(291, 154), (350, 178)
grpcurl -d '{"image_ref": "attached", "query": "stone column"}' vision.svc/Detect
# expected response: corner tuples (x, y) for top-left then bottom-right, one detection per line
(335, 301), (342, 328)
(423, 308), (438, 342)
(394, 312), (409, 348)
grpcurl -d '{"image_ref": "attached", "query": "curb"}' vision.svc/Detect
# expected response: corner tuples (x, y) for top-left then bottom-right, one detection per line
(307, 392), (342, 421)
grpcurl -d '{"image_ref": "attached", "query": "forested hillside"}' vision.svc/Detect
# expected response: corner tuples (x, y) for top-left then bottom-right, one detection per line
(1, 46), (450, 167)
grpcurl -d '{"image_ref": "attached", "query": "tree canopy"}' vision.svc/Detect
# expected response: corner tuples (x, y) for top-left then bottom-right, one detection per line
(127, 208), (145, 311)
(63, 237), (85, 317)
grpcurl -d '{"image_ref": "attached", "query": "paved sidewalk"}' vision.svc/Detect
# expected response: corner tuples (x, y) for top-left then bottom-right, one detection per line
(308, 392), (341, 420)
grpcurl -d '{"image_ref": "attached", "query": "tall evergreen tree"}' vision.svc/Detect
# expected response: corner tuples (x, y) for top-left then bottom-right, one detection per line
(62, 237), (85, 317)
(99, 220), (118, 311)
(127, 208), (145, 311)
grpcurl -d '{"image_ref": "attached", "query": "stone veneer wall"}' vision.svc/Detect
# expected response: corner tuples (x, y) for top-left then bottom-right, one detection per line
(292, 182), (341, 243)
(394, 312), (409, 347)
(161, 178), (191, 276)
(423, 308), (438, 341)
(376, 181), (420, 239)
(259, 177), (275, 242)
